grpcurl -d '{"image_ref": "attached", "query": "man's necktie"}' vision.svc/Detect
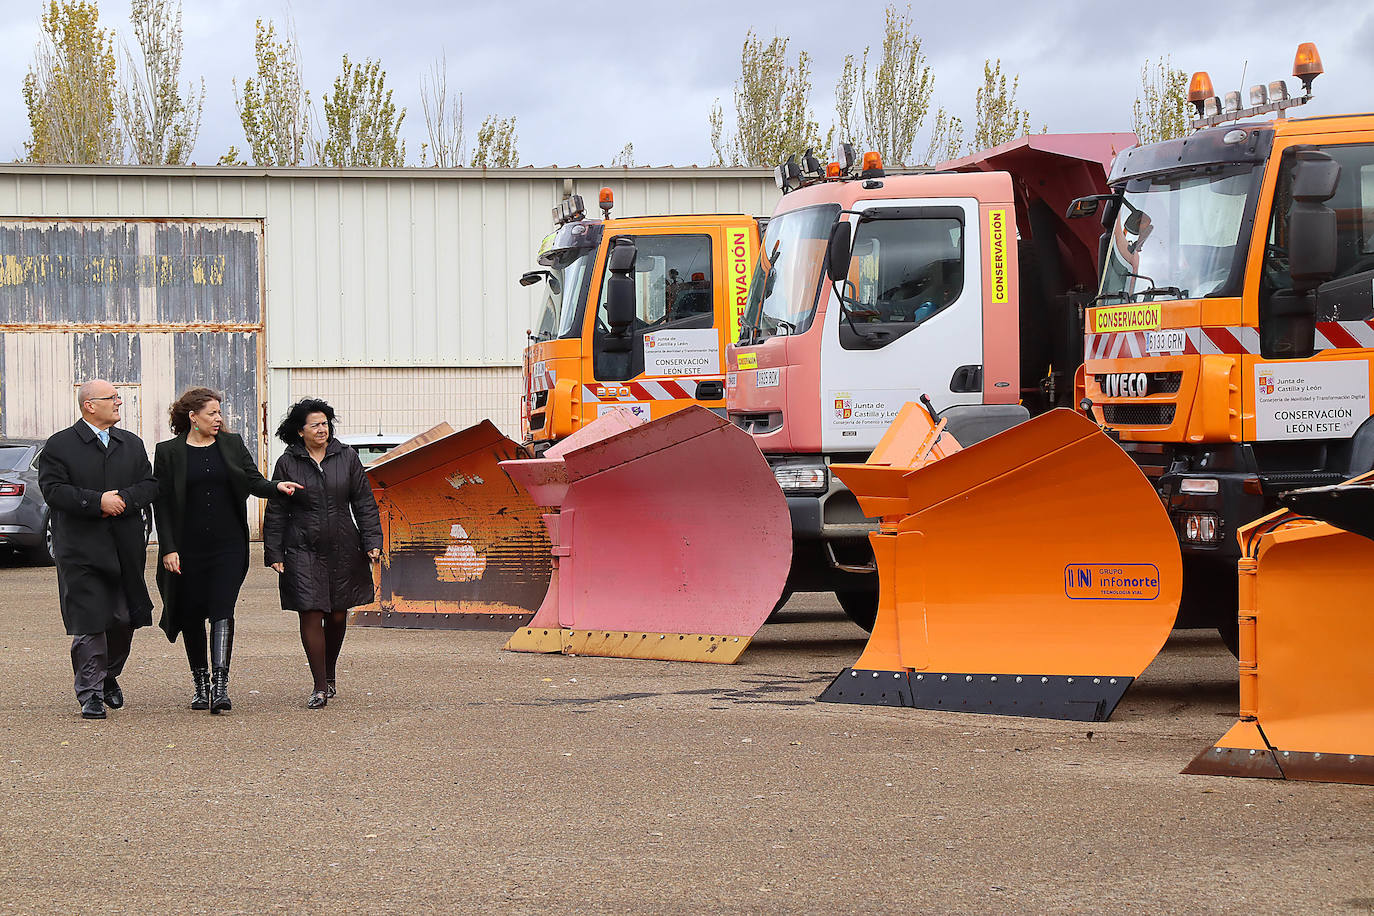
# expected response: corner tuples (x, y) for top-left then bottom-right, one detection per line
(97, 429), (110, 448)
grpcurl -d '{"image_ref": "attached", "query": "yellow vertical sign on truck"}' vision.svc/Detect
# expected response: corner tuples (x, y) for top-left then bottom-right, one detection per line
(987, 208), (1009, 304)
(726, 226), (755, 344)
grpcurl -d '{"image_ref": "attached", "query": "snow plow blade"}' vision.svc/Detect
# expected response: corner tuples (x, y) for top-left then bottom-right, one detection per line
(503, 405), (791, 663)
(1183, 480), (1374, 785)
(355, 421), (551, 629)
(820, 408), (1180, 721)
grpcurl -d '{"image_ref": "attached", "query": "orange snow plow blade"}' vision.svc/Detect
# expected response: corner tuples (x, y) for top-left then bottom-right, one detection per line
(503, 405), (791, 663)
(355, 421), (551, 629)
(820, 408), (1181, 721)
(1184, 480), (1374, 785)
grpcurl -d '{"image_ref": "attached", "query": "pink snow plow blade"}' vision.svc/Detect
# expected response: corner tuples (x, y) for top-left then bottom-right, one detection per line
(502, 406), (791, 663)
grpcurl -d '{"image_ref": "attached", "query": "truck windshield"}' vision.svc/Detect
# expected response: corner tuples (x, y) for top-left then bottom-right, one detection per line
(533, 222), (603, 340)
(1100, 165), (1259, 302)
(742, 204), (839, 341)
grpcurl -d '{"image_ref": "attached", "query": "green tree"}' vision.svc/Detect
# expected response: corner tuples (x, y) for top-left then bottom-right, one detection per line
(833, 4), (936, 167)
(320, 54), (406, 167)
(23, 0), (122, 163)
(121, 0), (204, 164)
(710, 31), (820, 167)
(419, 54), (464, 168)
(971, 58), (1035, 151)
(1132, 56), (1190, 144)
(233, 19), (311, 166)
(470, 115), (518, 168)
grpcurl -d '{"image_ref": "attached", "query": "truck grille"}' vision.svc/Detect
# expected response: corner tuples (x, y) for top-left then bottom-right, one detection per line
(1095, 372), (1183, 394)
(1103, 404), (1176, 426)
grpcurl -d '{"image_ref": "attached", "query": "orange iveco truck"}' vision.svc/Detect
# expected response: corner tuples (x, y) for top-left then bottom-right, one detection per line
(1075, 43), (1374, 643)
(520, 191), (761, 453)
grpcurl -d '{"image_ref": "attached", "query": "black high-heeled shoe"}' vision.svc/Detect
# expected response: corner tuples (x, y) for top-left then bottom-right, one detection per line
(307, 690), (328, 709)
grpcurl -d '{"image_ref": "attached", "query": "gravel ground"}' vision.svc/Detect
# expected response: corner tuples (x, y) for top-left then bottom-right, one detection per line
(0, 547), (1370, 915)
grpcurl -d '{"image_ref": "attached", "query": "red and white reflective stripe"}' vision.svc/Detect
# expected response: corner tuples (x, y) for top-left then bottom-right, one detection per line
(1086, 320), (1374, 360)
(580, 377), (720, 402)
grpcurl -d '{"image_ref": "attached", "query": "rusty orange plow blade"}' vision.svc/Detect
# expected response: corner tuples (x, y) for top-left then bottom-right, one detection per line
(355, 422), (551, 629)
(820, 408), (1181, 721)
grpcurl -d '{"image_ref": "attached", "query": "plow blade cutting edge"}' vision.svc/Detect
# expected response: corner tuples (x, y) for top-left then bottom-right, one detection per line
(355, 421), (551, 629)
(1184, 480), (1374, 785)
(820, 408), (1181, 721)
(503, 406), (791, 663)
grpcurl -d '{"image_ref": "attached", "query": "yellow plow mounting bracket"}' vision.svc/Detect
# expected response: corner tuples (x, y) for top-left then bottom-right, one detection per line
(820, 408), (1181, 722)
(1184, 479), (1374, 785)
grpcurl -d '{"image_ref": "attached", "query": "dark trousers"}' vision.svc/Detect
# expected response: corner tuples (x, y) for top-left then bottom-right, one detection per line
(70, 590), (133, 704)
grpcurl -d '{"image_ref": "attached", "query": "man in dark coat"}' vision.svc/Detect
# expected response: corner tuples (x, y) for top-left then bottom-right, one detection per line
(38, 379), (159, 719)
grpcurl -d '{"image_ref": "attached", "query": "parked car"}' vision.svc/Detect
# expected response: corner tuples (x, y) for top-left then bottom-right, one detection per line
(0, 438), (53, 565)
(338, 433), (411, 466)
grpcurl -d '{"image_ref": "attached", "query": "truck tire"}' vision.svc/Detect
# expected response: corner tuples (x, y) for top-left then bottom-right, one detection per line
(835, 589), (877, 632)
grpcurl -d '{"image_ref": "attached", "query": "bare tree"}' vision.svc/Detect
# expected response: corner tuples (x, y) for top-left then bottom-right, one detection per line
(23, 0), (122, 163)
(121, 0), (204, 164)
(1132, 56), (1190, 144)
(923, 106), (964, 164)
(612, 142), (635, 167)
(710, 31), (820, 167)
(233, 19), (311, 166)
(971, 59), (1036, 151)
(470, 115), (518, 168)
(419, 54), (464, 167)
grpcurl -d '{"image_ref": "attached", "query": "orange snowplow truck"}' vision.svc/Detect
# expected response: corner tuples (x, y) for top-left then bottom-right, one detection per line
(521, 191), (761, 451)
(1075, 43), (1374, 647)
(726, 136), (1129, 627)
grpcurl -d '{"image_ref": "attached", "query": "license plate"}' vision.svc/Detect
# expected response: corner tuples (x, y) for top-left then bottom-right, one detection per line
(756, 368), (780, 388)
(1145, 330), (1187, 353)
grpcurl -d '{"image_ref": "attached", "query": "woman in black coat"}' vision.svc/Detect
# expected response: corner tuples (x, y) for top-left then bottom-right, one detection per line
(263, 399), (382, 709)
(154, 388), (302, 713)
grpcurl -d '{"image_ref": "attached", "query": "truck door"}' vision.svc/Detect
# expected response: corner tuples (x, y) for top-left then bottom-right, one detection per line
(589, 231), (722, 420)
(819, 200), (982, 452)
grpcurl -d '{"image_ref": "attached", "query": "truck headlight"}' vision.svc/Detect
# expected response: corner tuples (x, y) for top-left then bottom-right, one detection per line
(772, 461), (828, 494)
(1180, 512), (1222, 544)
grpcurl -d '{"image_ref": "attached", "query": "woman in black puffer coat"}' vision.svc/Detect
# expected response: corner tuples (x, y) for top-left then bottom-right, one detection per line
(263, 399), (382, 709)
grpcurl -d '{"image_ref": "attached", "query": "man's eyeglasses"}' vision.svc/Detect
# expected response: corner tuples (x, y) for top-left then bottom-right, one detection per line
(86, 395), (122, 403)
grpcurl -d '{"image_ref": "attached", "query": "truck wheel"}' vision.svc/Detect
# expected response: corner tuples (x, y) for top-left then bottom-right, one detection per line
(835, 589), (877, 632)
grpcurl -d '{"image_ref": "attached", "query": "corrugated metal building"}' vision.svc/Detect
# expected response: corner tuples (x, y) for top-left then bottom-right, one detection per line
(0, 166), (778, 470)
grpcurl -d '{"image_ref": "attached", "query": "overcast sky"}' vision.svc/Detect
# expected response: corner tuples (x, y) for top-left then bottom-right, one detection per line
(0, 0), (1371, 167)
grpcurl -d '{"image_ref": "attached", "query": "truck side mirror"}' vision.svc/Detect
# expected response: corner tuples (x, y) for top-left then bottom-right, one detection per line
(604, 238), (638, 343)
(1066, 196), (1101, 219)
(1288, 150), (1340, 292)
(826, 221), (852, 283)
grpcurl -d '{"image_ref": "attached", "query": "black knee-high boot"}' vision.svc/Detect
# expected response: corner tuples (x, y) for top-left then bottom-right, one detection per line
(210, 618), (234, 714)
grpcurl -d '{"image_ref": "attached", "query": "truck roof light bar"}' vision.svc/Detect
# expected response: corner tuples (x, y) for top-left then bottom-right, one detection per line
(1189, 42), (1321, 130)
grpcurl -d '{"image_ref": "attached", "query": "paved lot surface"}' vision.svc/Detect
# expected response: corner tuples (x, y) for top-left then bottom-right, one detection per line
(0, 547), (1370, 915)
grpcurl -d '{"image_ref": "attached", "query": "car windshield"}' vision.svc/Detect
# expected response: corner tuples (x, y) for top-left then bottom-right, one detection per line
(0, 446), (31, 470)
(1100, 165), (1260, 302)
(741, 204), (839, 340)
(533, 222), (603, 340)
